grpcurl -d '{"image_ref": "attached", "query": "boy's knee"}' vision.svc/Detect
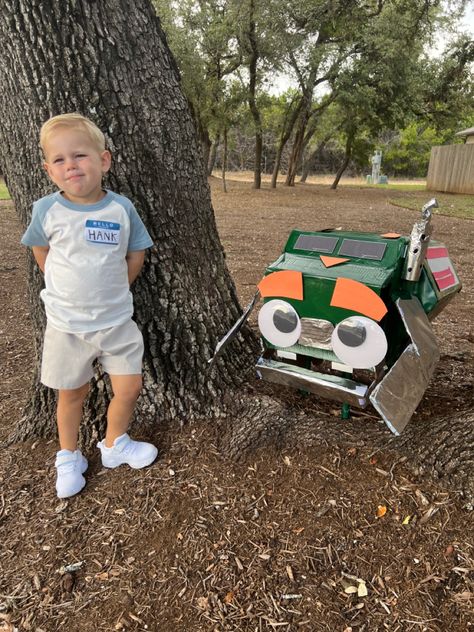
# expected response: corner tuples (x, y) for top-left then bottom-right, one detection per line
(112, 376), (142, 403)
(58, 383), (89, 405)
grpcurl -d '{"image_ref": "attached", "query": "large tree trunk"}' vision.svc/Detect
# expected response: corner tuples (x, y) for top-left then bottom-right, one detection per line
(0, 0), (257, 445)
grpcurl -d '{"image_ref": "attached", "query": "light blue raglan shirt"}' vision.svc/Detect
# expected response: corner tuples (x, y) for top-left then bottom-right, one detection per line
(21, 190), (153, 333)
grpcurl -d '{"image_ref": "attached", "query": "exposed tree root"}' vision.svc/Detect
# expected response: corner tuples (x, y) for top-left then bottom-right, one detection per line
(218, 392), (474, 504)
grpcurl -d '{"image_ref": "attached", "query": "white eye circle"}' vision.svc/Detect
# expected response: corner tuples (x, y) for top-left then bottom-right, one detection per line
(258, 299), (301, 348)
(331, 316), (387, 369)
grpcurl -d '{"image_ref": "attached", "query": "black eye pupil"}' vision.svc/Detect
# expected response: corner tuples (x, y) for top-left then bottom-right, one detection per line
(337, 321), (366, 347)
(273, 308), (298, 333)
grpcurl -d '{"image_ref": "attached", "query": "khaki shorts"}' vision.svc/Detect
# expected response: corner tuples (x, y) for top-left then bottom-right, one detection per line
(41, 320), (144, 390)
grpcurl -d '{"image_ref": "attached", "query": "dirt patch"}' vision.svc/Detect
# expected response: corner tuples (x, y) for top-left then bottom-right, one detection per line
(0, 179), (473, 631)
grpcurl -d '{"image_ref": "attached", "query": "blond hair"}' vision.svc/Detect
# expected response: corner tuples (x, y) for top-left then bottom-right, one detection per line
(40, 113), (106, 155)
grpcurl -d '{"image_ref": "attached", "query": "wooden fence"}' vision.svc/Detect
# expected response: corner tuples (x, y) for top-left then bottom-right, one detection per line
(426, 144), (474, 194)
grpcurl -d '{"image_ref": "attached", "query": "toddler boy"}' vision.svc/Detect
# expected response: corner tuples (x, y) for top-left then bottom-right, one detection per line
(21, 113), (158, 498)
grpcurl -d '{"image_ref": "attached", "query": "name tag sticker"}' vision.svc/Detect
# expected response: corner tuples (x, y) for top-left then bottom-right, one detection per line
(84, 219), (120, 245)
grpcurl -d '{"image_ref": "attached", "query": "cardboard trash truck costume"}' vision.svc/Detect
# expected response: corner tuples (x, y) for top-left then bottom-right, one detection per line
(210, 199), (461, 435)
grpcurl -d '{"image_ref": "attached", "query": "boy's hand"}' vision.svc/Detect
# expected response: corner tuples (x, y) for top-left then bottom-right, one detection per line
(126, 250), (145, 285)
(32, 246), (50, 272)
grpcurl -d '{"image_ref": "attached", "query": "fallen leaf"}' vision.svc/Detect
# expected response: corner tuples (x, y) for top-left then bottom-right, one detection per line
(376, 505), (387, 518)
(357, 582), (368, 597)
(283, 456), (291, 466)
(286, 565), (294, 581)
(224, 591), (234, 604)
(402, 515), (411, 525)
(344, 585), (358, 594)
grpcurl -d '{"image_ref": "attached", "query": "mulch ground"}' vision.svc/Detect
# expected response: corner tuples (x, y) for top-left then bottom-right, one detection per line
(0, 176), (473, 631)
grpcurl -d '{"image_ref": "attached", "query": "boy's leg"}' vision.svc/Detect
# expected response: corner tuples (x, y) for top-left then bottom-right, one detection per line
(57, 383), (90, 451)
(55, 383), (89, 498)
(97, 321), (157, 468)
(104, 374), (142, 447)
(98, 372), (157, 469)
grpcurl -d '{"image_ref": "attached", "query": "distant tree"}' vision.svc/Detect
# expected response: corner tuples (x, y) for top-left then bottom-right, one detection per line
(153, 0), (242, 171)
(235, 0), (283, 188)
(328, 0), (440, 188)
(411, 35), (474, 135)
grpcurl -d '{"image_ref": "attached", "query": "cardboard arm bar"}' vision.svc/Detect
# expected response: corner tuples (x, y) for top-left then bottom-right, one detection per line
(208, 291), (260, 368)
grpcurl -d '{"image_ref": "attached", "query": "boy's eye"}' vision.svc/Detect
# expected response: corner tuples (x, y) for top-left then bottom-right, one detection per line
(53, 158), (64, 164)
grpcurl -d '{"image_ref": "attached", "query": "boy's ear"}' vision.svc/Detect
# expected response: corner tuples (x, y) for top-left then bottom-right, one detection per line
(43, 161), (53, 179)
(101, 150), (112, 174)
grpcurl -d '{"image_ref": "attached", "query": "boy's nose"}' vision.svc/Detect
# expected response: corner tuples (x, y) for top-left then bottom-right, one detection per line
(65, 157), (78, 169)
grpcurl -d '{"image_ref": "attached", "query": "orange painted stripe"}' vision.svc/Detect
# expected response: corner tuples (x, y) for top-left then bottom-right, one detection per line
(320, 255), (350, 268)
(381, 232), (401, 238)
(257, 270), (304, 300)
(330, 277), (387, 321)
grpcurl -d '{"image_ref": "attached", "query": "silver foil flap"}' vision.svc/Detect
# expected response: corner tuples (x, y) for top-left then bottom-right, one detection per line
(369, 297), (440, 435)
(298, 318), (334, 349)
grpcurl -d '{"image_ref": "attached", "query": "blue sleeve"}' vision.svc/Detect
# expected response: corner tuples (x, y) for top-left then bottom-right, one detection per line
(127, 203), (153, 251)
(21, 198), (51, 247)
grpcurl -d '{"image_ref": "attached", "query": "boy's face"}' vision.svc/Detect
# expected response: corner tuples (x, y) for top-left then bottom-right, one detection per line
(43, 128), (111, 205)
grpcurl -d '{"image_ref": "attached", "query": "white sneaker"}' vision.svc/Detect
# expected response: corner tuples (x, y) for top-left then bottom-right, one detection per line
(97, 433), (158, 469)
(55, 449), (88, 498)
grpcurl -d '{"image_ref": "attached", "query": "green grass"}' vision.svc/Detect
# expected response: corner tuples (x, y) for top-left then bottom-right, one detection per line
(0, 180), (11, 200)
(389, 192), (474, 220)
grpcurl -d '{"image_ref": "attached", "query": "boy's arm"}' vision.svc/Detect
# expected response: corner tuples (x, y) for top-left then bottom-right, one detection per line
(126, 250), (145, 285)
(32, 246), (50, 273)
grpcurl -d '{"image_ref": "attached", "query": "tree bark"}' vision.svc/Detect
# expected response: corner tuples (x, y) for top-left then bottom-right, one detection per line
(0, 0), (257, 444)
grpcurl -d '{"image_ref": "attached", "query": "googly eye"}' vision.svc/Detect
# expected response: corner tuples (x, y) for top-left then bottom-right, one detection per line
(331, 316), (387, 369)
(258, 299), (301, 348)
